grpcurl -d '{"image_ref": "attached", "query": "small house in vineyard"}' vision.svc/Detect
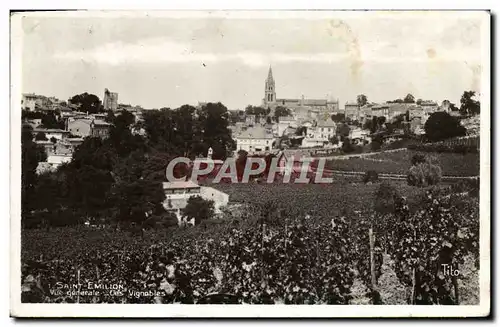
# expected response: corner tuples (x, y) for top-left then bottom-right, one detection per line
(162, 180), (229, 225)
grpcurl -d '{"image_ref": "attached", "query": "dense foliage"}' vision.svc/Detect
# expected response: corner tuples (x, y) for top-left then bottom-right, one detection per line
(68, 92), (102, 114)
(407, 159), (442, 187)
(424, 112), (466, 142)
(459, 91), (480, 116)
(363, 170), (379, 184)
(22, 103), (236, 229)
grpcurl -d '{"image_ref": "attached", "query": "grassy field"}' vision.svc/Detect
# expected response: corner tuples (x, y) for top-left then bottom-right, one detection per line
(325, 150), (479, 176)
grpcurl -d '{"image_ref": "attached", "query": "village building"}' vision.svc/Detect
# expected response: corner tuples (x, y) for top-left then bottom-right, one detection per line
(344, 102), (360, 121)
(103, 88), (119, 111)
(21, 93), (37, 111)
(234, 126), (275, 155)
(162, 180), (229, 225)
(301, 118), (336, 148)
(276, 116), (297, 137)
(32, 128), (70, 141)
(314, 118), (337, 140)
(67, 118), (111, 139)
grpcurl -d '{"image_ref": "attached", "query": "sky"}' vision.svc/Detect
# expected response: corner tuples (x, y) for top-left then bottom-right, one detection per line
(17, 11), (486, 110)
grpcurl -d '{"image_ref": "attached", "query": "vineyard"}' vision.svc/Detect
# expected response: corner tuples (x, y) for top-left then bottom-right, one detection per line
(325, 149), (479, 177)
(21, 184), (479, 305)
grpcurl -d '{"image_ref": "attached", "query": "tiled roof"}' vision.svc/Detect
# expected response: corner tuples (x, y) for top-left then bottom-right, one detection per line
(92, 119), (111, 126)
(163, 180), (200, 190)
(236, 126), (274, 139)
(33, 128), (69, 133)
(316, 118), (337, 128)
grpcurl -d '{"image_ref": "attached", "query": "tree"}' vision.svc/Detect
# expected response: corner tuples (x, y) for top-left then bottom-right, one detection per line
(274, 106), (292, 121)
(357, 94), (368, 106)
(371, 135), (383, 151)
(374, 182), (399, 214)
(362, 119), (373, 132)
(35, 132), (47, 141)
(61, 137), (117, 219)
(105, 110), (116, 123)
(363, 170), (379, 184)
(109, 150), (166, 227)
(228, 110), (244, 124)
(331, 113), (346, 123)
(336, 122), (351, 140)
(459, 91), (480, 116)
(40, 112), (64, 129)
(21, 125), (47, 218)
(411, 153), (427, 166)
(416, 99), (423, 105)
(182, 196), (215, 225)
(407, 160), (442, 187)
(388, 99), (404, 104)
(424, 112), (466, 142)
(295, 126), (307, 136)
(245, 105), (267, 117)
(329, 135), (339, 145)
(197, 102), (235, 159)
(68, 92), (102, 114)
(341, 137), (354, 153)
(404, 94), (415, 103)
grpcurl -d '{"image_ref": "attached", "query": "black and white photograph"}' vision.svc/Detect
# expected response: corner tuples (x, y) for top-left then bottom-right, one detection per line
(10, 10), (490, 318)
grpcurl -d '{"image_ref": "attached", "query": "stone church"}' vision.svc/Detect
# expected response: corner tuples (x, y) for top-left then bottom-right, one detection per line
(261, 66), (339, 120)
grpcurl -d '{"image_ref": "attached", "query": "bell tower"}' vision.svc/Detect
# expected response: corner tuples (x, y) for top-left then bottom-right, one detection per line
(264, 66), (276, 106)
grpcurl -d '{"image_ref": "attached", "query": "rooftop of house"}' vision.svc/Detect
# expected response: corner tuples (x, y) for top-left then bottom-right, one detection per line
(33, 128), (69, 133)
(316, 118), (337, 128)
(163, 180), (200, 190)
(278, 97), (338, 105)
(193, 158), (224, 165)
(236, 126), (274, 139)
(91, 119), (111, 126)
(35, 140), (54, 145)
(278, 116), (295, 122)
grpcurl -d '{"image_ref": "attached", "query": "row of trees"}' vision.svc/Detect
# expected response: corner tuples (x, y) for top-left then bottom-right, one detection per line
(22, 103), (235, 229)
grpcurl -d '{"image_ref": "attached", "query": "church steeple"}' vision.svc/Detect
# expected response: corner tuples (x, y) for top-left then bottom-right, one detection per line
(264, 66), (276, 106)
(267, 66), (274, 82)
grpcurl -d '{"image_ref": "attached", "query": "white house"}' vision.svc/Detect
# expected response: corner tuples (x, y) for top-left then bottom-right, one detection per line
(32, 128), (70, 141)
(46, 154), (72, 169)
(300, 118), (336, 148)
(277, 116), (297, 136)
(162, 180), (229, 225)
(21, 93), (37, 111)
(314, 118), (336, 140)
(235, 126), (274, 155)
